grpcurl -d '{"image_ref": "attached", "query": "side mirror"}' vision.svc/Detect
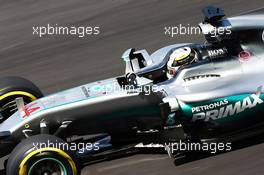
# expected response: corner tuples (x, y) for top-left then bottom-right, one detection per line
(121, 48), (135, 74)
(121, 48), (152, 74)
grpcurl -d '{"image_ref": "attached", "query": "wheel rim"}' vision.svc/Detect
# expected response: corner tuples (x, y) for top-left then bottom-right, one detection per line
(28, 157), (67, 175)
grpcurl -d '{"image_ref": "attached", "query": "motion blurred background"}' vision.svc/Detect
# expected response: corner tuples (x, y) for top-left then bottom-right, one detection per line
(0, 0), (263, 174)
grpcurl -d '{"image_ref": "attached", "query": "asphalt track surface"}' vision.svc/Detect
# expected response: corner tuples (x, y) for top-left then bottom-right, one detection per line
(0, 0), (264, 174)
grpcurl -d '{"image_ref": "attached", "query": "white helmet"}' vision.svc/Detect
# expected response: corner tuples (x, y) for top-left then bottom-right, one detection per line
(167, 47), (195, 79)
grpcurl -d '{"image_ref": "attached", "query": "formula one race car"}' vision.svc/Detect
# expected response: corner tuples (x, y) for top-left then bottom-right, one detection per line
(0, 6), (263, 175)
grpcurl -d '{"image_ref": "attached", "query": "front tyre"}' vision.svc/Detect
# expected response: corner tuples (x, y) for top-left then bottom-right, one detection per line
(6, 134), (80, 175)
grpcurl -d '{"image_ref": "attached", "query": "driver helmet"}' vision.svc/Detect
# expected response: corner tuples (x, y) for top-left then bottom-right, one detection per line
(167, 47), (196, 79)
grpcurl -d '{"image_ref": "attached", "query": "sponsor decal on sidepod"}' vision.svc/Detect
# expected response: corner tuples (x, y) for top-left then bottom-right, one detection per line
(192, 93), (263, 122)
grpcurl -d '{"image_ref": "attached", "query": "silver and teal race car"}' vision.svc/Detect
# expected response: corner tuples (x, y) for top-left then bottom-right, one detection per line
(0, 6), (263, 175)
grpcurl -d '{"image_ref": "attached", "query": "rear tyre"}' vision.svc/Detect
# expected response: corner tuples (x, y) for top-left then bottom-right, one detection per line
(6, 134), (80, 175)
(0, 76), (43, 123)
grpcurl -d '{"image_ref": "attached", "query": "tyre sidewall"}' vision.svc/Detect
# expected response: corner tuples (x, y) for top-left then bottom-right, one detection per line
(6, 134), (80, 175)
